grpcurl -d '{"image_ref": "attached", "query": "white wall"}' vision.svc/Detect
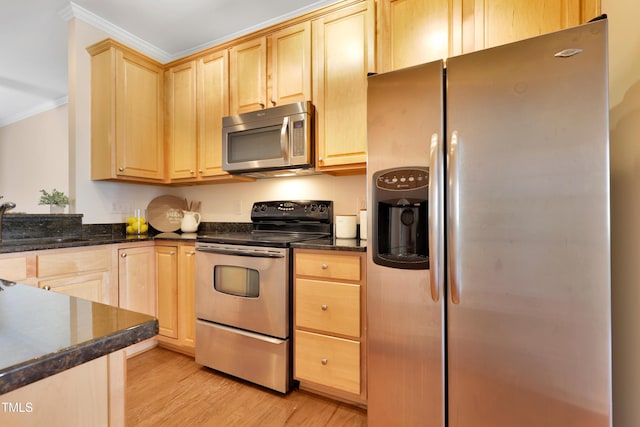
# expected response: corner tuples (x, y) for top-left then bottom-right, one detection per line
(0, 104), (69, 212)
(605, 0), (640, 425)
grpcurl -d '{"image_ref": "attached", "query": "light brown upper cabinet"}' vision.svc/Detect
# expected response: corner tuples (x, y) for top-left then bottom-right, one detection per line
(378, 0), (601, 73)
(465, 0), (602, 52)
(229, 37), (267, 114)
(165, 60), (197, 180)
(313, 0), (375, 174)
(197, 51), (233, 179)
(88, 39), (165, 183)
(164, 50), (246, 183)
(229, 21), (312, 115)
(377, 0), (452, 72)
(269, 22), (312, 108)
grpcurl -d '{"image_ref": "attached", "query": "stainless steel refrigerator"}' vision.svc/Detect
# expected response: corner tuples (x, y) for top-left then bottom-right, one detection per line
(366, 18), (611, 427)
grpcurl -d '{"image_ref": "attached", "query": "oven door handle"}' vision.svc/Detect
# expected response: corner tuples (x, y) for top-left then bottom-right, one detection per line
(196, 247), (285, 258)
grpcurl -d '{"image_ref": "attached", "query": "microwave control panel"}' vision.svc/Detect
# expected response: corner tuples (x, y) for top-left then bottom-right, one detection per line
(291, 119), (306, 157)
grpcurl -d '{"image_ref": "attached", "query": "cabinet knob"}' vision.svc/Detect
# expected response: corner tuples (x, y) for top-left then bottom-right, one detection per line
(121, 253), (127, 258)
(169, 251), (176, 255)
(271, 100), (276, 106)
(198, 170), (203, 174)
(118, 167), (124, 172)
(321, 304), (328, 311)
(189, 170), (195, 175)
(43, 285), (51, 291)
(321, 358), (328, 365)
(321, 263), (328, 269)
(259, 102), (265, 109)
(186, 251), (196, 257)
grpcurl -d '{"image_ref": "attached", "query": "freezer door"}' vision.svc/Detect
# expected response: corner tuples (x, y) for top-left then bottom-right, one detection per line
(446, 20), (611, 426)
(367, 60), (445, 426)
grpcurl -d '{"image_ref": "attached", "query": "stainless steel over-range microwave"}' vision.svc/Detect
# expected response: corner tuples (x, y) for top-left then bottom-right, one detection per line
(222, 101), (314, 177)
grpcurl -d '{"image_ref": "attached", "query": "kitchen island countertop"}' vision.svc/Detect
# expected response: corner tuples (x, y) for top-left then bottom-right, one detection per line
(0, 280), (158, 395)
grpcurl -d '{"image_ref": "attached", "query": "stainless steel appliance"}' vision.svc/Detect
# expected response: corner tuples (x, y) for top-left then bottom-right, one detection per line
(367, 18), (611, 426)
(222, 101), (314, 178)
(195, 200), (333, 393)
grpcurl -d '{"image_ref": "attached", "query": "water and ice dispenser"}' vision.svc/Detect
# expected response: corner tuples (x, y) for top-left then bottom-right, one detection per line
(372, 167), (429, 270)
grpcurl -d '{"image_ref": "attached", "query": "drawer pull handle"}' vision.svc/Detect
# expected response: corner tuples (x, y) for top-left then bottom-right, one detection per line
(44, 285), (51, 291)
(321, 304), (328, 311)
(321, 263), (328, 269)
(321, 358), (328, 365)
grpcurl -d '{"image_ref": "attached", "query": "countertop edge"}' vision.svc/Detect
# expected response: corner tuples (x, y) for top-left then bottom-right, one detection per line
(0, 318), (158, 395)
(291, 238), (367, 252)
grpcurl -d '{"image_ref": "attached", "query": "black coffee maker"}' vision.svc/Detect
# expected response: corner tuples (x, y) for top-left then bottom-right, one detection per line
(372, 166), (429, 270)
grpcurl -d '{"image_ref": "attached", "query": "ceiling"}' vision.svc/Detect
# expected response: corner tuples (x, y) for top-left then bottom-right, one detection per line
(0, 0), (337, 127)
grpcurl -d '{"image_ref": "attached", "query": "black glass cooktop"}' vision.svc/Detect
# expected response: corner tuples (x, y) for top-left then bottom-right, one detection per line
(197, 200), (334, 248)
(197, 231), (330, 248)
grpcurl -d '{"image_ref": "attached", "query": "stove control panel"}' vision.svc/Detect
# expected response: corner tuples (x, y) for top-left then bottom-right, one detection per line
(251, 200), (333, 223)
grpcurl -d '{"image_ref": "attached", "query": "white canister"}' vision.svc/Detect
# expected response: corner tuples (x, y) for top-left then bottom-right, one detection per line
(359, 210), (367, 240)
(335, 215), (357, 239)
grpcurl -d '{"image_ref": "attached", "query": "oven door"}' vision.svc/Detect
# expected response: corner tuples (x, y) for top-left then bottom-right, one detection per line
(195, 243), (289, 339)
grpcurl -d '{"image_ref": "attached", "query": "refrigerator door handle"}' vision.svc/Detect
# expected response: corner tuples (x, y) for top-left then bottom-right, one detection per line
(448, 131), (461, 304)
(428, 133), (443, 302)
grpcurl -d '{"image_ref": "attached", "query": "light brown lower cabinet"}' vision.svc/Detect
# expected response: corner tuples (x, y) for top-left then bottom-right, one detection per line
(0, 350), (126, 427)
(118, 243), (157, 317)
(156, 242), (196, 355)
(293, 249), (367, 406)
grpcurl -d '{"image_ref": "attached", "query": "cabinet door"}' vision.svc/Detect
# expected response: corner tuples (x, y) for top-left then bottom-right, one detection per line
(313, 0), (375, 173)
(178, 245), (196, 347)
(116, 48), (165, 180)
(197, 50), (230, 178)
(269, 21), (311, 107)
(378, 0), (451, 72)
(230, 37), (267, 114)
(156, 246), (178, 338)
(465, 0), (593, 52)
(118, 246), (156, 316)
(166, 61), (198, 180)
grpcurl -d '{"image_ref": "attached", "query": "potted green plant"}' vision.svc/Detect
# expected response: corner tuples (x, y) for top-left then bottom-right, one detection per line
(39, 189), (70, 213)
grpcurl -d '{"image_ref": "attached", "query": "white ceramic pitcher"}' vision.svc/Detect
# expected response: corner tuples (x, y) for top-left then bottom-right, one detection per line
(181, 211), (201, 233)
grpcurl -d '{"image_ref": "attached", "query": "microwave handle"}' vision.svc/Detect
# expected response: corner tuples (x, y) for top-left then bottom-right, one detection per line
(280, 116), (289, 158)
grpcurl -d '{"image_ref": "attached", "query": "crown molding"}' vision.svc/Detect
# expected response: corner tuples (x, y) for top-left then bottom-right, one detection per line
(0, 97), (69, 128)
(172, 0), (341, 58)
(61, 1), (172, 63)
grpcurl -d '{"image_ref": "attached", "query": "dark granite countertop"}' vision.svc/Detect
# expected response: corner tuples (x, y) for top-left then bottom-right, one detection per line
(0, 233), (197, 254)
(0, 281), (158, 395)
(291, 237), (367, 252)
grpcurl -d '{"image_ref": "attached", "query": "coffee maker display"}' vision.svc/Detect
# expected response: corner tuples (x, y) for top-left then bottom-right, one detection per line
(372, 166), (429, 270)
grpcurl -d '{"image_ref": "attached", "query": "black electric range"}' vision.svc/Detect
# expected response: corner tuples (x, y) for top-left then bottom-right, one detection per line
(197, 200), (334, 248)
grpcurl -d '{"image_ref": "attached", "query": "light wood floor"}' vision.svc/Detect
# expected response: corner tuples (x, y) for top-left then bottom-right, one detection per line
(126, 347), (367, 426)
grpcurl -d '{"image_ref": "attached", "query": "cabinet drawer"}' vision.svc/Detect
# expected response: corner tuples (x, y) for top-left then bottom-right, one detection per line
(295, 252), (360, 281)
(39, 272), (107, 303)
(296, 278), (360, 338)
(37, 248), (110, 277)
(0, 256), (29, 281)
(294, 330), (360, 394)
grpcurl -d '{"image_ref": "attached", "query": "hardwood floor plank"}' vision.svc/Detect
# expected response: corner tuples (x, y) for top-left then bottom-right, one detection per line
(126, 347), (367, 426)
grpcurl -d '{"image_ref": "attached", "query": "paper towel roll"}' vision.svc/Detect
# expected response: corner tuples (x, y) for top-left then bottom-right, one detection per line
(359, 210), (367, 240)
(336, 215), (357, 238)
